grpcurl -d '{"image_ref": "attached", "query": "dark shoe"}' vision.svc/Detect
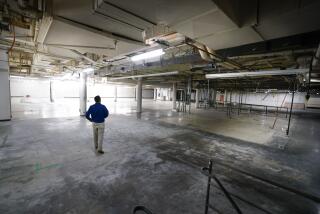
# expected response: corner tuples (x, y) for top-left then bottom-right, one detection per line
(97, 150), (104, 154)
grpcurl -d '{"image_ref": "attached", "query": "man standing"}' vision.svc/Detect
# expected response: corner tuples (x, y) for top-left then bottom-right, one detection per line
(86, 95), (109, 154)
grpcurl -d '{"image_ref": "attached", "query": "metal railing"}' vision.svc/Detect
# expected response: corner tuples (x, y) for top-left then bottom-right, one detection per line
(203, 160), (243, 214)
(133, 160), (243, 214)
(213, 102), (289, 118)
(133, 206), (154, 214)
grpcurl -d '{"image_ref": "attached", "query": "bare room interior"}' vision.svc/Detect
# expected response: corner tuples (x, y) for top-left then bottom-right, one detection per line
(1, 0), (320, 213)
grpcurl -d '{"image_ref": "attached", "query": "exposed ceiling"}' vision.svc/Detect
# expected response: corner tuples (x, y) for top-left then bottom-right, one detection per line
(0, 0), (320, 90)
(45, 18), (142, 57)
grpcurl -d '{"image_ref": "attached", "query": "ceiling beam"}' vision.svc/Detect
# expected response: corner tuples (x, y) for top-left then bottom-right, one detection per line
(54, 16), (145, 46)
(36, 15), (53, 44)
(211, 0), (258, 27)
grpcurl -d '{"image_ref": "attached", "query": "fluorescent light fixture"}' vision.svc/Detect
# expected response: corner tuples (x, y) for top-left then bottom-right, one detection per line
(131, 49), (164, 61)
(205, 69), (308, 79)
(83, 68), (94, 73)
(25, 77), (39, 80)
(10, 76), (39, 80)
(109, 71), (179, 80)
(311, 79), (320, 83)
(10, 75), (24, 79)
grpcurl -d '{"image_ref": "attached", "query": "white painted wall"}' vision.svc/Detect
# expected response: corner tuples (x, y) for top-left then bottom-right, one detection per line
(10, 79), (154, 100)
(142, 89), (153, 99)
(11, 79), (317, 109)
(54, 80), (79, 98)
(117, 87), (136, 98)
(11, 79), (50, 98)
(215, 91), (307, 109)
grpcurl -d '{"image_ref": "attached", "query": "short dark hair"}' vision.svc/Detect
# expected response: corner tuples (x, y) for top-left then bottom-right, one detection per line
(94, 95), (101, 103)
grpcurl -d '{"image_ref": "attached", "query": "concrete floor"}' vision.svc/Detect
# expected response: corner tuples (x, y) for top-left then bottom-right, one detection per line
(1, 98), (320, 213)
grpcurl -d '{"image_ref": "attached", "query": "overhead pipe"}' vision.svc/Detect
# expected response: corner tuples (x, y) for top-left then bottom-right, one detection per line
(185, 39), (244, 69)
(69, 49), (97, 65)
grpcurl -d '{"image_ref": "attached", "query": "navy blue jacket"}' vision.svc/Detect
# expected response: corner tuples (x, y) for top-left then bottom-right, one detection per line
(86, 103), (109, 123)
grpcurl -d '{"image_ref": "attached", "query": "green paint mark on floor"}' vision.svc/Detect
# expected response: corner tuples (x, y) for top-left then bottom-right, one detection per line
(34, 162), (62, 173)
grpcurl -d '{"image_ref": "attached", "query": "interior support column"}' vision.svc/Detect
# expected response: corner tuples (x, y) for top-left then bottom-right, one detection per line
(114, 86), (117, 102)
(136, 77), (142, 113)
(213, 89), (217, 107)
(50, 80), (54, 103)
(0, 49), (11, 121)
(172, 82), (177, 110)
(195, 89), (199, 108)
(224, 90), (228, 106)
(135, 87), (137, 101)
(153, 88), (157, 101)
(79, 72), (87, 116)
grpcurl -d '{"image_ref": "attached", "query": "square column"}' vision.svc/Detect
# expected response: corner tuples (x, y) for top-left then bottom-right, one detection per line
(50, 80), (54, 103)
(136, 78), (142, 113)
(0, 50), (11, 121)
(224, 90), (228, 106)
(79, 72), (87, 116)
(195, 89), (199, 108)
(168, 88), (171, 101)
(114, 86), (117, 102)
(153, 88), (157, 101)
(172, 83), (177, 110)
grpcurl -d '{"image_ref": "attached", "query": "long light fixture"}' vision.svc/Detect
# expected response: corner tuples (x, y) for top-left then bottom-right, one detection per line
(10, 75), (39, 80)
(131, 49), (165, 61)
(109, 71), (179, 80)
(311, 79), (320, 83)
(205, 69), (308, 79)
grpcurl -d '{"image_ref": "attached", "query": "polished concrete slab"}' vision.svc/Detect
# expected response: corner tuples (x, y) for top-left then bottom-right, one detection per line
(1, 98), (320, 213)
(10, 98), (291, 144)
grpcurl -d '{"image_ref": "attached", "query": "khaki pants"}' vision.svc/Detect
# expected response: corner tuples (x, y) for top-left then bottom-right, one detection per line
(92, 122), (105, 151)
